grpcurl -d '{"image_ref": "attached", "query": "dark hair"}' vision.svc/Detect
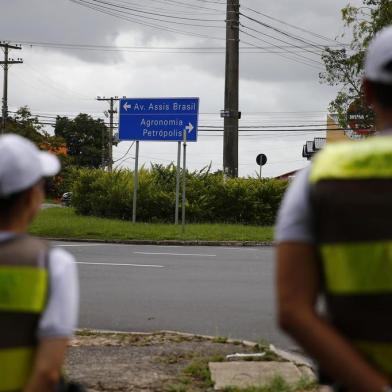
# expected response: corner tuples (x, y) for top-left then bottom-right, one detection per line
(370, 81), (392, 109)
(369, 60), (392, 109)
(0, 189), (28, 218)
(0, 179), (45, 219)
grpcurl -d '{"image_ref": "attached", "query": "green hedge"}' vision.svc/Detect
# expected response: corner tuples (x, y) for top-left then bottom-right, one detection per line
(71, 165), (288, 225)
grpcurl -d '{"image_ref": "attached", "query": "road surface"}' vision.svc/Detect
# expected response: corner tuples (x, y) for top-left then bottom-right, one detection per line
(54, 242), (295, 349)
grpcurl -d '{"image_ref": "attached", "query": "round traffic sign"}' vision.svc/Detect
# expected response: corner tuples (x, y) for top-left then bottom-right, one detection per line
(256, 154), (267, 166)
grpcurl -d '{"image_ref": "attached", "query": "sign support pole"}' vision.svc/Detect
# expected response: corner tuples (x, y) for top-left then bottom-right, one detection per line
(181, 130), (187, 232)
(175, 141), (181, 224)
(132, 141), (140, 223)
(259, 165), (262, 179)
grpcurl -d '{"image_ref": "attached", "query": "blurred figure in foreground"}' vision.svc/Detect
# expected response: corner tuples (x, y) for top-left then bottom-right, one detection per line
(276, 26), (392, 392)
(0, 134), (79, 392)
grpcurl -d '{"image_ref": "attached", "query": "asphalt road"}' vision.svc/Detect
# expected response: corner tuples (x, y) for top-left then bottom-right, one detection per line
(54, 242), (295, 349)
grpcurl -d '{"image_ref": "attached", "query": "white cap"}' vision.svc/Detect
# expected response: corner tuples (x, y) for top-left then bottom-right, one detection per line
(0, 134), (61, 197)
(364, 26), (392, 84)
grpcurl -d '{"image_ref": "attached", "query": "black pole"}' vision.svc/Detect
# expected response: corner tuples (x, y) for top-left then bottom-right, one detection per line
(223, 0), (240, 177)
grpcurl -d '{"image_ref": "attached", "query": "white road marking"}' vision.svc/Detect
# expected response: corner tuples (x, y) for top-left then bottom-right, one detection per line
(222, 247), (259, 251)
(133, 251), (216, 257)
(76, 262), (164, 268)
(57, 244), (110, 247)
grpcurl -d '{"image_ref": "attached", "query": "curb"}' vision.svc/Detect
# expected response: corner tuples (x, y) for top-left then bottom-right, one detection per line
(44, 237), (274, 247)
(76, 328), (259, 348)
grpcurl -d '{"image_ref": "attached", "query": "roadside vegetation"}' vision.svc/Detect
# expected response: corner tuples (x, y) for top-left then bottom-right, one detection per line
(30, 208), (274, 242)
(70, 164), (287, 225)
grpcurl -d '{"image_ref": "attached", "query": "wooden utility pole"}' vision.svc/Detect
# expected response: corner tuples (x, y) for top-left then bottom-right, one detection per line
(0, 43), (23, 133)
(223, 0), (240, 177)
(96, 96), (118, 171)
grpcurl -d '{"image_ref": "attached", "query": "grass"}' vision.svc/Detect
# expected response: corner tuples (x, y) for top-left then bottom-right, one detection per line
(164, 355), (225, 392)
(165, 359), (317, 392)
(222, 375), (318, 392)
(30, 208), (274, 242)
(212, 336), (229, 344)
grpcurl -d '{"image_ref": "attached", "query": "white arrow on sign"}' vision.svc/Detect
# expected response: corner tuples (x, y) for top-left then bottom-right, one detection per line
(123, 102), (132, 111)
(185, 122), (194, 134)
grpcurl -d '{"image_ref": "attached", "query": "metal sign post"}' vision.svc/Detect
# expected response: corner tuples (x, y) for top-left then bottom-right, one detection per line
(256, 154), (267, 179)
(118, 98), (199, 224)
(132, 141), (140, 223)
(181, 128), (188, 232)
(175, 141), (181, 225)
(119, 98), (199, 142)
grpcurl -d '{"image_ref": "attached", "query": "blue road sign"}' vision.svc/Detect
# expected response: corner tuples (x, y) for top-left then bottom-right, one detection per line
(119, 97), (199, 142)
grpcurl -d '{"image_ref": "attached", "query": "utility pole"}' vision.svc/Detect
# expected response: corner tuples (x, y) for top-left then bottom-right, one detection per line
(96, 96), (118, 171)
(222, 0), (240, 177)
(0, 43), (23, 134)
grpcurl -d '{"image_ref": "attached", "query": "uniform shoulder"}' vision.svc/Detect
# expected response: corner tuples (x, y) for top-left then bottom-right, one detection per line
(48, 247), (76, 274)
(310, 136), (392, 182)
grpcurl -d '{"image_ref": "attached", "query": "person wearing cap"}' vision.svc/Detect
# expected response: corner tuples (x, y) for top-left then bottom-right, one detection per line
(275, 26), (392, 392)
(0, 134), (79, 392)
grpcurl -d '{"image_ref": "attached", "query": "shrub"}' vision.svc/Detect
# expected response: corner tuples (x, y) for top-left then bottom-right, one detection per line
(71, 165), (289, 225)
(45, 164), (80, 199)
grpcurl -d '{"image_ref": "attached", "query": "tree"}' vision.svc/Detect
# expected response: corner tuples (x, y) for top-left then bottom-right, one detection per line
(6, 106), (65, 148)
(320, 0), (392, 128)
(6, 106), (46, 143)
(55, 113), (109, 168)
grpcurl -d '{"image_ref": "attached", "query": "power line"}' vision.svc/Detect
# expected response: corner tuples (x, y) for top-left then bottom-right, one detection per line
(240, 23), (323, 60)
(19, 40), (337, 55)
(120, 0), (224, 12)
(113, 141), (135, 163)
(241, 35), (321, 70)
(79, 0), (224, 21)
(69, 0), (225, 41)
(240, 11), (326, 50)
(241, 5), (346, 47)
(104, 0), (222, 15)
(70, 0), (225, 28)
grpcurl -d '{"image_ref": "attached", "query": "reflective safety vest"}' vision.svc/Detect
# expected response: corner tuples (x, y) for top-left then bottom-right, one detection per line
(310, 135), (392, 376)
(0, 235), (48, 392)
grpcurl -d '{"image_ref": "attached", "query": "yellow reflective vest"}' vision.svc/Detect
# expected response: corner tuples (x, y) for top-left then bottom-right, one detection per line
(0, 236), (48, 391)
(310, 136), (392, 376)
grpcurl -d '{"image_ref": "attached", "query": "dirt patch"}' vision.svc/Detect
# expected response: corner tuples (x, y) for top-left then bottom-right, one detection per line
(65, 331), (260, 392)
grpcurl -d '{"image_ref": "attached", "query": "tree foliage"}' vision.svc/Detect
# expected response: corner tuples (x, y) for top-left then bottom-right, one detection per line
(320, 0), (392, 127)
(5, 106), (64, 148)
(55, 113), (109, 168)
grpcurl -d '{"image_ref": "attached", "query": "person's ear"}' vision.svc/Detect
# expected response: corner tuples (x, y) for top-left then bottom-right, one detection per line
(25, 183), (44, 222)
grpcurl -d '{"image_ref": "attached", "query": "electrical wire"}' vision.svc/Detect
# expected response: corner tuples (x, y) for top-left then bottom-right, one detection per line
(240, 11), (326, 50)
(140, 0), (224, 12)
(241, 34), (321, 69)
(20, 40), (339, 54)
(113, 141), (135, 162)
(106, 0), (222, 15)
(241, 5), (347, 47)
(71, 0), (225, 28)
(69, 0), (225, 41)
(240, 23), (323, 60)
(80, 0), (224, 22)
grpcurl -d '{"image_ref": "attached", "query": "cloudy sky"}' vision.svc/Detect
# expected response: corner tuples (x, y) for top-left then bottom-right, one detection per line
(1, 0), (362, 177)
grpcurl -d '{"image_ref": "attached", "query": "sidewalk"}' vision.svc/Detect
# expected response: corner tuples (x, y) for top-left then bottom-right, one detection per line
(65, 330), (320, 392)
